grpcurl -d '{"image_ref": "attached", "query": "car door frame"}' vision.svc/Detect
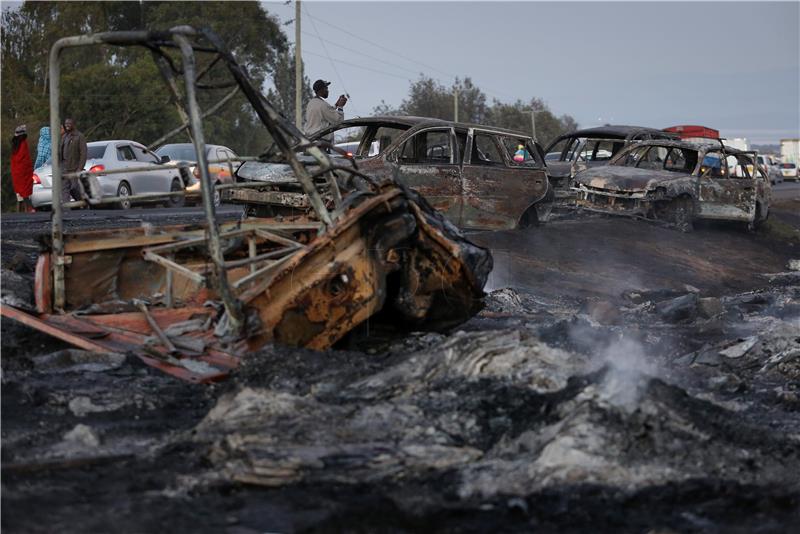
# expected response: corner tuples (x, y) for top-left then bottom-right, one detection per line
(383, 125), (463, 226)
(695, 148), (758, 221)
(460, 129), (548, 230)
(133, 142), (171, 194)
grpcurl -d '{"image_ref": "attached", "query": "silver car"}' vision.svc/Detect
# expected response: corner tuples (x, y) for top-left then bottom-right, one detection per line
(31, 140), (185, 209)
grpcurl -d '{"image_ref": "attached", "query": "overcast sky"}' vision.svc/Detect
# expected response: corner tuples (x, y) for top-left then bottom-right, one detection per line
(263, 0), (800, 144)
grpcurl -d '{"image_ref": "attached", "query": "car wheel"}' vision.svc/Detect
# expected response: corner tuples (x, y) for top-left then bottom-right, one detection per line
(116, 182), (132, 210)
(167, 178), (185, 208)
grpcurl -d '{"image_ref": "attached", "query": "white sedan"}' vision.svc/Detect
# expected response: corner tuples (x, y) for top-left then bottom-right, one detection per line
(31, 140), (185, 210)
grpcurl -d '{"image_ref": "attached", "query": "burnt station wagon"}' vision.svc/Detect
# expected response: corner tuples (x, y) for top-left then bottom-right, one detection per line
(232, 116), (552, 230)
(572, 139), (771, 231)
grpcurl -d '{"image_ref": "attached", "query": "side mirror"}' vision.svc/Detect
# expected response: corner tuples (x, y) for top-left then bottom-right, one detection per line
(160, 155), (170, 163)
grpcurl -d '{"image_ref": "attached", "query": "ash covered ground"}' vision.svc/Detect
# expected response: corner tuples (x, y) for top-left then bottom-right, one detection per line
(2, 190), (800, 533)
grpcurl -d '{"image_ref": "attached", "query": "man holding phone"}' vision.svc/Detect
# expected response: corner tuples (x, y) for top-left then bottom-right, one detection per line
(304, 79), (347, 147)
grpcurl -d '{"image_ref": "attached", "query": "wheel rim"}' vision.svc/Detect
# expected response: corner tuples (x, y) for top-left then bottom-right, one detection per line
(170, 180), (182, 205)
(119, 184), (130, 209)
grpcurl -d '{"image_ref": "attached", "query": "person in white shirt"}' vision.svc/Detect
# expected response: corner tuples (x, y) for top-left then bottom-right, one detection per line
(304, 79), (347, 148)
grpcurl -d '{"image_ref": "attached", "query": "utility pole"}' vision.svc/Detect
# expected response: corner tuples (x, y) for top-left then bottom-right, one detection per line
(454, 87), (459, 122)
(530, 109), (537, 142)
(294, 0), (302, 129)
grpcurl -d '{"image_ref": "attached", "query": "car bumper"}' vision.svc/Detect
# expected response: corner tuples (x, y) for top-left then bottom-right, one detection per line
(31, 186), (53, 209)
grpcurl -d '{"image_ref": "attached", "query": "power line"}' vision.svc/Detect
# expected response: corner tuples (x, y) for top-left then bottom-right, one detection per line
(300, 10), (519, 104)
(303, 2), (361, 116)
(302, 11), (456, 81)
(301, 31), (422, 77)
(303, 50), (411, 81)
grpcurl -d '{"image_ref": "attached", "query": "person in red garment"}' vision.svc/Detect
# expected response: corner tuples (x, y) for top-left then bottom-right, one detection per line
(10, 124), (34, 212)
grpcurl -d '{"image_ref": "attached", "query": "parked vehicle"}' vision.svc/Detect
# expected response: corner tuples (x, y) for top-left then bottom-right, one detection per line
(231, 116), (552, 230)
(756, 154), (783, 185)
(155, 143), (238, 206)
(780, 162), (798, 181)
(30, 140), (184, 210)
(572, 140), (771, 230)
(544, 125), (678, 195)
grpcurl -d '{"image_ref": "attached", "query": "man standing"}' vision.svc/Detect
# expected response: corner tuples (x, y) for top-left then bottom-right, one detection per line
(60, 117), (88, 206)
(304, 79), (347, 146)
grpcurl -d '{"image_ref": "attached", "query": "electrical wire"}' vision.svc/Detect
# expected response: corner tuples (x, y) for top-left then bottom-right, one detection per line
(301, 31), (422, 77)
(303, 2), (361, 116)
(302, 10), (455, 81)
(300, 9), (519, 104)
(303, 50), (411, 81)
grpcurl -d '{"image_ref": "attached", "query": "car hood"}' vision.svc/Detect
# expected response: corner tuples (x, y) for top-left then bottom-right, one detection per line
(574, 166), (686, 192)
(237, 154), (349, 184)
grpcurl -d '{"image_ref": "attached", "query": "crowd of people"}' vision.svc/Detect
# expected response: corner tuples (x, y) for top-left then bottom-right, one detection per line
(7, 118), (89, 212)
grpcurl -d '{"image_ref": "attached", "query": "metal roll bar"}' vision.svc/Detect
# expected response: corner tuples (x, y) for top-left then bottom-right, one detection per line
(47, 26), (351, 335)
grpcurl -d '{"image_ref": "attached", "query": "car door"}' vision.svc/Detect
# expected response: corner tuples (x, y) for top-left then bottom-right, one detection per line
(113, 143), (141, 194)
(696, 150), (757, 221)
(133, 143), (171, 193)
(460, 130), (547, 230)
(386, 127), (463, 225)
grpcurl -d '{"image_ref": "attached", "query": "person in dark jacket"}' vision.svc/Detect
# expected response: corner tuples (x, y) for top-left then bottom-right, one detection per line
(59, 117), (88, 206)
(10, 124), (34, 212)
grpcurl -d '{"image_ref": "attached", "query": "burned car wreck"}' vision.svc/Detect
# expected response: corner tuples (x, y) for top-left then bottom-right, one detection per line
(544, 125), (677, 195)
(227, 117), (552, 230)
(0, 27), (492, 383)
(572, 139), (771, 230)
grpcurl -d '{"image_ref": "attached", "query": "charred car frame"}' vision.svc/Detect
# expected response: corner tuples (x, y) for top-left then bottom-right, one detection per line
(572, 139), (771, 230)
(544, 125), (678, 196)
(228, 117), (553, 230)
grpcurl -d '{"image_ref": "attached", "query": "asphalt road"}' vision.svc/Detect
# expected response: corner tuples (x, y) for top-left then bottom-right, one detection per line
(773, 179), (800, 201)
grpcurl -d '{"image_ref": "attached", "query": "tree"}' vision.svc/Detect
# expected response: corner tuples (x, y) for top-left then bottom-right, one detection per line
(487, 98), (578, 147)
(265, 48), (313, 128)
(1, 1), (291, 211)
(373, 75), (577, 148)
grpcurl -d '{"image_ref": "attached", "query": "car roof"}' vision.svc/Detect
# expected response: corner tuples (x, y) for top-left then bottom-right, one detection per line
(337, 115), (536, 139)
(558, 125), (677, 139)
(157, 143), (233, 151)
(620, 138), (752, 155)
(88, 140), (142, 147)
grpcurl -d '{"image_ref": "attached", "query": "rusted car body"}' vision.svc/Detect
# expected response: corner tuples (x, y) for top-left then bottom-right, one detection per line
(572, 139), (771, 230)
(227, 117), (552, 230)
(0, 27), (492, 383)
(544, 125), (677, 196)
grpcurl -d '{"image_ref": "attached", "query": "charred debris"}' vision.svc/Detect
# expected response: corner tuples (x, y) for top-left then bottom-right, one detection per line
(0, 27), (492, 382)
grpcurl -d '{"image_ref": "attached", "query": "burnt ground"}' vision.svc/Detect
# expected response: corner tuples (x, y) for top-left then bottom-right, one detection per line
(2, 188), (800, 533)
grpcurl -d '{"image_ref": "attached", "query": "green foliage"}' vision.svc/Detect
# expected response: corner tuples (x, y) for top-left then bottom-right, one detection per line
(374, 75), (578, 148)
(266, 48), (314, 125)
(1, 1), (292, 211)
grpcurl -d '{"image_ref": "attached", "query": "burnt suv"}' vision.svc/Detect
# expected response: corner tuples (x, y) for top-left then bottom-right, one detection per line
(572, 139), (771, 231)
